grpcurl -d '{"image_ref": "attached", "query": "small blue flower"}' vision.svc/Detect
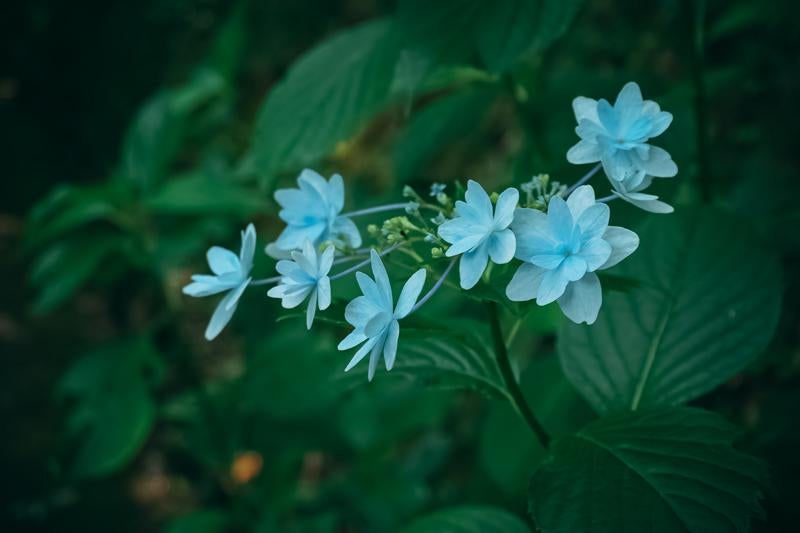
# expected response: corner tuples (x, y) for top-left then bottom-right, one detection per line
(430, 182), (446, 196)
(183, 224), (256, 340)
(438, 180), (519, 289)
(338, 250), (426, 381)
(567, 82), (677, 190)
(267, 240), (334, 329)
(506, 186), (639, 324)
(271, 169), (361, 253)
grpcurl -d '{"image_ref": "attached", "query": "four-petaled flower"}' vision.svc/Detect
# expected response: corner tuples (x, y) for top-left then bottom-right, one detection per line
(267, 240), (334, 329)
(506, 186), (639, 324)
(338, 250), (426, 381)
(438, 180), (519, 289)
(430, 182), (446, 196)
(183, 224), (256, 340)
(271, 169), (361, 253)
(567, 82), (677, 194)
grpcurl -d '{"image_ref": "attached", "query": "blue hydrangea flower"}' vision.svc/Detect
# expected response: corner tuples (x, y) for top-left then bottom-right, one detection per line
(437, 180), (519, 290)
(183, 224), (256, 340)
(506, 186), (639, 324)
(272, 168), (361, 253)
(267, 240), (334, 329)
(430, 182), (446, 196)
(338, 250), (426, 381)
(567, 82), (677, 191)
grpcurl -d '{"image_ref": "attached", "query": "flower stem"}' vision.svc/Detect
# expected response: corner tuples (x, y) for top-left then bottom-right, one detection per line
(410, 258), (456, 314)
(566, 163), (602, 195)
(251, 275), (281, 286)
(340, 203), (410, 218)
(329, 243), (402, 281)
(486, 301), (550, 448)
(596, 194), (619, 203)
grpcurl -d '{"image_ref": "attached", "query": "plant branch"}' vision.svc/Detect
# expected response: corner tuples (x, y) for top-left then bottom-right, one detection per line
(486, 301), (550, 448)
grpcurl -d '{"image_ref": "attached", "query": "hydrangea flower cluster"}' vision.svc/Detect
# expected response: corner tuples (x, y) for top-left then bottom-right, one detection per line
(183, 82), (677, 381)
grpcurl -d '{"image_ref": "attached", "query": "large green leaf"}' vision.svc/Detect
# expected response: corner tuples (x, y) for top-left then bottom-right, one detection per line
(336, 326), (509, 401)
(146, 172), (267, 215)
(529, 408), (767, 533)
(397, 0), (584, 73)
(58, 338), (162, 478)
(120, 68), (228, 191)
(251, 19), (400, 183)
(402, 505), (530, 533)
(558, 208), (782, 414)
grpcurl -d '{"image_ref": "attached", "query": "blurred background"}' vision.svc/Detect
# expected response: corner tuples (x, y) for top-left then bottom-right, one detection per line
(1, 0), (799, 531)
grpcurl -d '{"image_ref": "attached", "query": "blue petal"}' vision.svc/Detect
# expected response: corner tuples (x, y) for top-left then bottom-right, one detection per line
(505, 263), (546, 302)
(331, 216), (363, 248)
(183, 276), (231, 297)
(596, 99), (618, 135)
(204, 289), (241, 340)
(567, 139), (602, 164)
(537, 268), (570, 305)
(367, 333), (385, 382)
(383, 320), (400, 371)
(317, 277), (331, 310)
(297, 168), (330, 202)
(565, 185), (596, 220)
(459, 241), (489, 290)
(328, 173), (345, 213)
(487, 228), (516, 264)
(600, 226), (640, 269)
(239, 224), (256, 273)
(207, 246), (240, 276)
(224, 278), (251, 311)
(438, 218), (479, 244)
(339, 329), (368, 351)
(356, 272), (388, 312)
(557, 272), (602, 325)
(445, 233), (486, 257)
(560, 255), (588, 282)
(578, 238), (612, 272)
(493, 187), (519, 228)
(546, 196), (574, 243)
(345, 295), (382, 327)
(394, 268), (427, 319)
(530, 251), (565, 270)
(572, 96), (599, 123)
(511, 208), (554, 261)
(370, 250), (393, 309)
(275, 223), (326, 250)
(465, 180), (493, 226)
(318, 245), (335, 276)
(575, 203), (610, 240)
(364, 312), (391, 338)
(305, 289), (317, 329)
(343, 335), (379, 370)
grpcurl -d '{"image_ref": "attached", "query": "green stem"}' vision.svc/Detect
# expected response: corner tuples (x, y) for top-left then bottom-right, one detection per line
(486, 301), (550, 448)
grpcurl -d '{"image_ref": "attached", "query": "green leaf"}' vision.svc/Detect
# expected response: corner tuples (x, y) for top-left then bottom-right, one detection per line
(251, 19), (400, 183)
(529, 408), (767, 533)
(120, 68), (227, 191)
(146, 172), (267, 215)
(58, 338), (162, 478)
(336, 326), (509, 401)
(558, 208), (783, 414)
(480, 355), (593, 494)
(397, 0), (584, 73)
(394, 86), (498, 181)
(402, 505), (530, 533)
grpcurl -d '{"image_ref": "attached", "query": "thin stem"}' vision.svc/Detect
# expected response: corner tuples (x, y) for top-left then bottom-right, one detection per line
(597, 194), (619, 203)
(251, 275), (281, 286)
(340, 203), (410, 218)
(410, 258), (456, 314)
(329, 243), (402, 281)
(486, 301), (550, 448)
(566, 163), (602, 195)
(505, 317), (523, 348)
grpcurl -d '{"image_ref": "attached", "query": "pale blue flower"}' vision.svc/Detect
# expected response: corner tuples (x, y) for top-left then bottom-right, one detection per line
(267, 240), (334, 329)
(567, 82), (677, 190)
(438, 180), (518, 290)
(338, 250), (426, 381)
(272, 169), (361, 253)
(506, 186), (639, 324)
(183, 224), (256, 340)
(430, 182), (446, 196)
